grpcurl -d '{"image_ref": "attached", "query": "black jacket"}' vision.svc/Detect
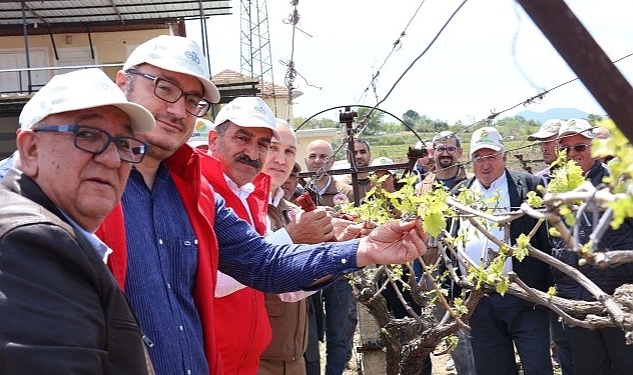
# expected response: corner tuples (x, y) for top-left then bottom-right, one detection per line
(552, 160), (633, 301)
(445, 169), (553, 296)
(0, 169), (154, 375)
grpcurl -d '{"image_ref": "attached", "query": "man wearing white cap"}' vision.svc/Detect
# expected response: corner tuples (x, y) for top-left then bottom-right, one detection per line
(527, 119), (566, 184)
(0, 68), (155, 374)
(369, 156), (397, 193)
(203, 99), (337, 374)
(188, 118), (214, 151)
(95, 35), (428, 375)
(447, 127), (553, 375)
(552, 118), (633, 375)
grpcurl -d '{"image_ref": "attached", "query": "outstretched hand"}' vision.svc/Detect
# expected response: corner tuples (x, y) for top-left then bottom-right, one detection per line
(355, 219), (427, 267)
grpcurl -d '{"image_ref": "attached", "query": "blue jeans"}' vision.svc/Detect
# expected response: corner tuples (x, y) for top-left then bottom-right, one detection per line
(323, 278), (356, 375)
(470, 293), (552, 375)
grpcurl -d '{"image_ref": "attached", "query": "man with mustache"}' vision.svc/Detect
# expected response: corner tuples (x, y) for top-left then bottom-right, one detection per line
(418, 131), (470, 197)
(416, 130), (475, 375)
(96, 35), (428, 375)
(203, 97), (338, 374)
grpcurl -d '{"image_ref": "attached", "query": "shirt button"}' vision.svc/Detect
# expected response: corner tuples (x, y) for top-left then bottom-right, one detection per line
(179, 325), (184, 331)
(158, 239), (164, 245)
(341, 258), (347, 264)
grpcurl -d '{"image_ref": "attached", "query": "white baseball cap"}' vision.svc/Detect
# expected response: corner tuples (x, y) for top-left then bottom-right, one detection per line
(19, 68), (155, 133)
(123, 35), (220, 103)
(527, 119), (565, 141)
(558, 118), (595, 139)
(370, 156), (395, 175)
(187, 118), (214, 148)
(469, 127), (505, 157)
(213, 97), (279, 139)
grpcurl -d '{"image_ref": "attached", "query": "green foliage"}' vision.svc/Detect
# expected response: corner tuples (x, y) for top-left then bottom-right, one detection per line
(356, 107), (385, 131)
(526, 191), (543, 208)
(416, 184), (453, 237)
(342, 173), (454, 239)
(595, 119), (633, 229)
(547, 154), (585, 193)
(514, 233), (531, 261)
(451, 297), (468, 318)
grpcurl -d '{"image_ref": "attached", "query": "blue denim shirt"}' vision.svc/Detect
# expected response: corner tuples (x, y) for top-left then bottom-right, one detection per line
(123, 165), (207, 375)
(121, 164), (360, 374)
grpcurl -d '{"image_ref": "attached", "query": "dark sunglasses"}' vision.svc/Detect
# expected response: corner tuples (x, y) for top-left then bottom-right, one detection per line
(559, 144), (591, 154)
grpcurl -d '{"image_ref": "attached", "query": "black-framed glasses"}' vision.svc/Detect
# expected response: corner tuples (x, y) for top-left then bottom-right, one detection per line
(559, 144), (591, 154)
(33, 125), (148, 163)
(434, 146), (458, 153)
(127, 69), (211, 117)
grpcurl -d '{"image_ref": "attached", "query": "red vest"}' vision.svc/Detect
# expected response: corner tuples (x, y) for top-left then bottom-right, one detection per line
(200, 154), (272, 375)
(96, 145), (222, 374)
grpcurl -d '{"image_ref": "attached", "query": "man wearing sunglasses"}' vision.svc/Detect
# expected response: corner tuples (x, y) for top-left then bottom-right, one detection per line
(552, 118), (633, 375)
(95, 35), (427, 375)
(0, 68), (155, 374)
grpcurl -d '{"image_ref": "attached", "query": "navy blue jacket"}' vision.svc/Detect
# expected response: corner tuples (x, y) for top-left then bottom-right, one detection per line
(552, 160), (633, 301)
(445, 169), (553, 297)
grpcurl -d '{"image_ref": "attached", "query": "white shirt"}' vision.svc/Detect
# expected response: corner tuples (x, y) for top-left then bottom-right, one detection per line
(458, 173), (513, 275)
(215, 178), (313, 301)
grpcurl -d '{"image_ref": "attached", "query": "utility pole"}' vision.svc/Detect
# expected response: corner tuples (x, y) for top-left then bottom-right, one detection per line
(240, 0), (277, 112)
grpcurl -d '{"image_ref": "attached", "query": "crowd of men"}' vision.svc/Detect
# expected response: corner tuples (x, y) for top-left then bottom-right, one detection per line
(0, 33), (631, 375)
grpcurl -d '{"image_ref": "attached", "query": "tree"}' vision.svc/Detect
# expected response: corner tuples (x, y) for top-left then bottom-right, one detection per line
(356, 106), (385, 133)
(337, 125), (633, 373)
(402, 110), (421, 128)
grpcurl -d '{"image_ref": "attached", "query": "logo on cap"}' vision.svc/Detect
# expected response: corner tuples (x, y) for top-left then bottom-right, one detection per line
(254, 105), (267, 116)
(185, 51), (201, 65)
(475, 129), (502, 145)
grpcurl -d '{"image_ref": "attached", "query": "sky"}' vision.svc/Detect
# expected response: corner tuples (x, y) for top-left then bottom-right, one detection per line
(187, 0), (633, 125)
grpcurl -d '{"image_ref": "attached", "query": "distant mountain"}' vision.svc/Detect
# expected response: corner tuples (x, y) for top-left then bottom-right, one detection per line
(515, 108), (588, 123)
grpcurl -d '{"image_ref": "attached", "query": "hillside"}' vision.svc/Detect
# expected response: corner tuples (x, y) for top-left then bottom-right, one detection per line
(516, 108), (589, 123)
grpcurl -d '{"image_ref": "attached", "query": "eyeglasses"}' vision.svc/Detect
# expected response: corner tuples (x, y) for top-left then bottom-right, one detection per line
(33, 125), (148, 163)
(473, 153), (502, 163)
(127, 69), (211, 117)
(559, 144), (591, 154)
(434, 146), (458, 153)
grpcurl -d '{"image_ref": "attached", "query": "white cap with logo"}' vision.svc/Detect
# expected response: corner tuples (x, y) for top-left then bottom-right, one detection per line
(469, 127), (505, 157)
(558, 118), (595, 139)
(123, 35), (220, 103)
(19, 68), (155, 132)
(188, 118), (214, 148)
(213, 97), (279, 139)
(370, 156), (396, 175)
(527, 119), (565, 141)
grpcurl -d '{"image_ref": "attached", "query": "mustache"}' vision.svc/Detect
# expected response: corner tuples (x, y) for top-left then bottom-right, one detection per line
(235, 153), (260, 168)
(155, 114), (186, 131)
